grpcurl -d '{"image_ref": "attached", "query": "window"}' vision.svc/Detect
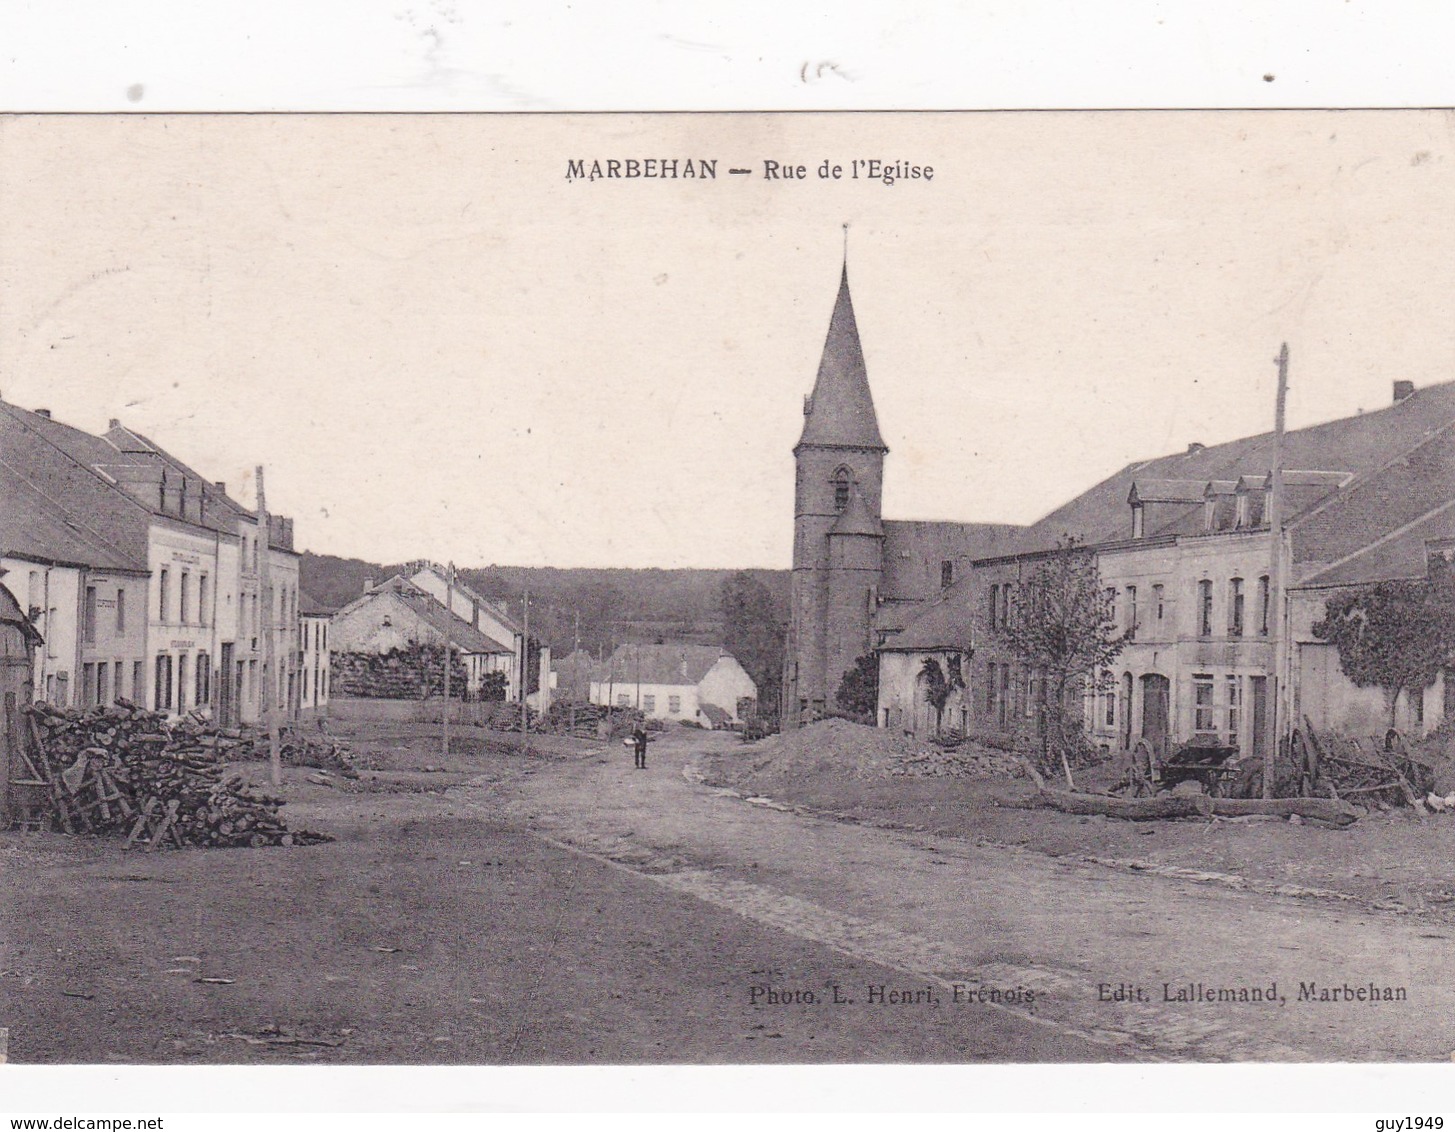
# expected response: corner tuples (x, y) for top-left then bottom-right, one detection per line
(116, 588), (126, 634)
(1125, 585), (1138, 638)
(1227, 675), (1242, 745)
(1258, 575), (1271, 636)
(668, 695), (681, 714)
(1197, 579), (1213, 637)
(616, 693), (629, 707)
(1153, 583), (1165, 623)
(180, 572), (191, 624)
(1131, 504), (1144, 539)
(47, 607), (58, 658)
(177, 654), (190, 711)
(97, 662), (110, 706)
(1102, 670), (1115, 727)
(1193, 673), (1216, 732)
(1105, 587), (1117, 625)
(159, 569), (170, 622)
(155, 654), (173, 713)
(1000, 583), (1012, 628)
(198, 574), (209, 626)
(832, 467), (851, 513)
(997, 664), (1011, 729)
(133, 661), (143, 701)
(196, 652), (210, 707)
(643, 694), (656, 712)
(82, 662), (96, 705)
(940, 560), (954, 589)
(988, 584), (1000, 629)
(83, 586), (97, 643)
(1229, 578), (1245, 637)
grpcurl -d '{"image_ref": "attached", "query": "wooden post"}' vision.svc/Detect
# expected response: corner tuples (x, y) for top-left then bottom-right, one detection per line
(1263, 344), (1289, 800)
(519, 588), (530, 752)
(256, 466), (281, 788)
(443, 562), (453, 757)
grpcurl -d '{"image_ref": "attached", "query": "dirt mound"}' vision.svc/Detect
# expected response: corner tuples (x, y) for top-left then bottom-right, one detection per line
(727, 718), (1022, 790)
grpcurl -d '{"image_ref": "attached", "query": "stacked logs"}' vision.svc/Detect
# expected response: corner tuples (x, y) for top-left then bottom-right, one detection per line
(25, 701), (330, 848)
(278, 726), (360, 779)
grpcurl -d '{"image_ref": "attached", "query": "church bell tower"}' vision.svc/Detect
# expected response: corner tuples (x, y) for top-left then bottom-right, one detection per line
(782, 261), (887, 728)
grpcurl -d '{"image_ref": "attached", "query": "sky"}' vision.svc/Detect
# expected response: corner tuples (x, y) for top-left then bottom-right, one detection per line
(2, 110), (1453, 569)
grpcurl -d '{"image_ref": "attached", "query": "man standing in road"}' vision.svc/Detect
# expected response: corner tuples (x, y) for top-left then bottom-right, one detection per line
(632, 723), (648, 770)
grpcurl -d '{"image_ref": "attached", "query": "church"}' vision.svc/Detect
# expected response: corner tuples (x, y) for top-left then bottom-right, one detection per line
(780, 264), (1020, 729)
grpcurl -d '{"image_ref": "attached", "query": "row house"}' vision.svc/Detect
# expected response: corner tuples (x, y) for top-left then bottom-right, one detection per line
(0, 399), (305, 724)
(880, 379), (1455, 752)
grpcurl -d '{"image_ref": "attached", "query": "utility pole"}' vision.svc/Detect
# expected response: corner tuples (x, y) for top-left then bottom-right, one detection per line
(1263, 343), (1289, 800)
(519, 588), (530, 752)
(443, 561), (453, 757)
(256, 466), (281, 788)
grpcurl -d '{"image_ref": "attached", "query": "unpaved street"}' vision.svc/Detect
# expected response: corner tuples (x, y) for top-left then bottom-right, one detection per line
(496, 727), (1455, 1061)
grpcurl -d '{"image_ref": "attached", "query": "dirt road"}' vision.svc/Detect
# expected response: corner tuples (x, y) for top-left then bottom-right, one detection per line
(496, 727), (1455, 1061)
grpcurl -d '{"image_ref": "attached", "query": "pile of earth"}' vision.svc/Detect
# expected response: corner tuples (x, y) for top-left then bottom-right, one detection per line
(724, 718), (1024, 791)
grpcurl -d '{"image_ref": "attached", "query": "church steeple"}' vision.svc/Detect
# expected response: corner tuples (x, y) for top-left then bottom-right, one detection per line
(796, 263), (888, 453)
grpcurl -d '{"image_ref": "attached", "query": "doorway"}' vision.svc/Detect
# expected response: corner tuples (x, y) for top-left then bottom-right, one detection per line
(1140, 673), (1171, 758)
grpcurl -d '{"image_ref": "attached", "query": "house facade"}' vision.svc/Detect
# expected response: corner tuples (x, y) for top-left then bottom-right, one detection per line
(297, 591), (333, 719)
(589, 643), (758, 728)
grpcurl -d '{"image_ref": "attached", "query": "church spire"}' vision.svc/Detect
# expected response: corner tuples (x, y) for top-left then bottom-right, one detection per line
(796, 259), (887, 452)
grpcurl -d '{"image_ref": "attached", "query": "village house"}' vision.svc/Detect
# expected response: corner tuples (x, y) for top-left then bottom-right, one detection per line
(0, 399), (304, 723)
(0, 460), (150, 709)
(329, 575), (513, 700)
(590, 643), (757, 728)
(405, 563), (529, 702)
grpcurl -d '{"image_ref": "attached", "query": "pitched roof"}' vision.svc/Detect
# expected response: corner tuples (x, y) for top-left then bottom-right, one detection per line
(298, 590), (335, 617)
(1299, 501), (1455, 588)
(343, 575), (511, 654)
(796, 265), (887, 452)
(409, 564), (522, 635)
(1001, 380), (1455, 557)
(0, 460), (148, 573)
(0, 585), (42, 645)
(595, 643), (736, 686)
(879, 591), (976, 652)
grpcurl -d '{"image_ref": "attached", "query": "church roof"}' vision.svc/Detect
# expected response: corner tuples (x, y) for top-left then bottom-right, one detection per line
(796, 265), (887, 452)
(829, 483), (885, 537)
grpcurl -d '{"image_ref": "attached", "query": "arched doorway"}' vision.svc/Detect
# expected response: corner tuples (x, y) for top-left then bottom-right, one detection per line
(1140, 673), (1171, 759)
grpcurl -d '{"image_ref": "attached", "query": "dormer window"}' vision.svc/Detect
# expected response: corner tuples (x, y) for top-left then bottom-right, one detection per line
(1131, 504), (1144, 539)
(832, 467), (851, 513)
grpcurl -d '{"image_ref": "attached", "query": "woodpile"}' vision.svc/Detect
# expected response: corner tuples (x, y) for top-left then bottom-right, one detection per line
(24, 701), (331, 849)
(277, 725), (359, 779)
(1018, 787), (1361, 826)
(542, 700), (612, 738)
(331, 645), (468, 700)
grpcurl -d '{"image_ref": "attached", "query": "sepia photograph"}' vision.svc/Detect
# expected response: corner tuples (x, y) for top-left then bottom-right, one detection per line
(2, 103), (1455, 1093)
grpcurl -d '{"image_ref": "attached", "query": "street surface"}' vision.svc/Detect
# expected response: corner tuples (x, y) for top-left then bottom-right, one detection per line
(2, 723), (1450, 1062)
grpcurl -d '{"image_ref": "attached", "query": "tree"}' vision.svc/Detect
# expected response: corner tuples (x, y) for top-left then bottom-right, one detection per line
(1311, 559), (1455, 729)
(835, 654), (880, 720)
(918, 655), (966, 735)
(720, 571), (785, 718)
(997, 538), (1127, 788)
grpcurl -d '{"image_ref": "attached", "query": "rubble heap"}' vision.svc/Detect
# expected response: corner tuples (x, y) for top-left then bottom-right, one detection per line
(24, 701), (331, 849)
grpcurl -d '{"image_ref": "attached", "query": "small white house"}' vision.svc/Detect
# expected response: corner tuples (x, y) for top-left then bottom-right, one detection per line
(589, 643), (757, 728)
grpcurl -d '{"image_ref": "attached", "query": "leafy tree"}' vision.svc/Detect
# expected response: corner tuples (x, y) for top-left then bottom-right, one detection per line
(1311, 559), (1455, 729)
(720, 570), (785, 717)
(835, 654), (880, 720)
(918, 655), (966, 735)
(997, 537), (1127, 788)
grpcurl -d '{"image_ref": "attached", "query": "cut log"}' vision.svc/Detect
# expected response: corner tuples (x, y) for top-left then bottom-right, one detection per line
(1018, 788), (1360, 826)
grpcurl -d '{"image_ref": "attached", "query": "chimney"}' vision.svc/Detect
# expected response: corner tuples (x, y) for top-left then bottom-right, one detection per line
(35, 408), (50, 418)
(109, 418), (120, 429)
(1393, 380), (1415, 404)
(214, 481), (227, 494)
(1186, 442), (1205, 455)
(364, 577), (374, 593)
